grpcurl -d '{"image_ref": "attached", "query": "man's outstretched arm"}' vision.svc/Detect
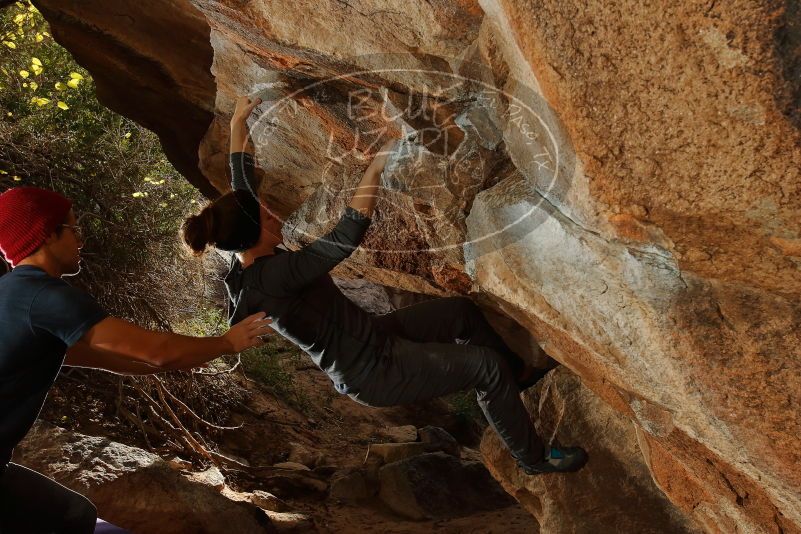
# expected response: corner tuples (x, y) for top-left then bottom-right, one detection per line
(64, 312), (271, 373)
(65, 342), (161, 375)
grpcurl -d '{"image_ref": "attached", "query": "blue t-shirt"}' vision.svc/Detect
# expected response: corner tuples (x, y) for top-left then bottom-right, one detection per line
(0, 266), (107, 470)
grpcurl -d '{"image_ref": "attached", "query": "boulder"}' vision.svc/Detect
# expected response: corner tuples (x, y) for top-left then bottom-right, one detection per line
(31, 0), (801, 530)
(13, 422), (273, 534)
(378, 452), (515, 520)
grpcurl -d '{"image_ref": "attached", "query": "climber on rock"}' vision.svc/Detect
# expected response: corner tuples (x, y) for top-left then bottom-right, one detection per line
(0, 187), (271, 534)
(182, 94), (588, 478)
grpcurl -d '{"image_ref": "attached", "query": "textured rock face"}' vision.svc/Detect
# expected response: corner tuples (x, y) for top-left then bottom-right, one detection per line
(31, 0), (801, 532)
(481, 367), (699, 533)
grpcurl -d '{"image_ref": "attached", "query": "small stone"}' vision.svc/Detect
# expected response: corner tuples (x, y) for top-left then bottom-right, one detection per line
(266, 472), (329, 495)
(273, 461), (311, 471)
(381, 425), (418, 443)
(329, 470), (376, 501)
(366, 442), (429, 465)
(188, 465), (225, 490)
(251, 490), (288, 512)
(264, 511), (314, 532)
(418, 426), (460, 458)
(287, 442), (318, 468)
(167, 456), (192, 471)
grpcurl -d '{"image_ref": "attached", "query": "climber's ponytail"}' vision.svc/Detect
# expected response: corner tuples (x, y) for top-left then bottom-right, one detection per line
(181, 190), (262, 255)
(182, 208), (214, 256)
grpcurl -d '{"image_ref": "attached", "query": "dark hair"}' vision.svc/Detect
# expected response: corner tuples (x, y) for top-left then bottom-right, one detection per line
(182, 190), (261, 255)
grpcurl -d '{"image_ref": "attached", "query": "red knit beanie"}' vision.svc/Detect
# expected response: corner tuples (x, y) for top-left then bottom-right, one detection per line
(0, 187), (72, 267)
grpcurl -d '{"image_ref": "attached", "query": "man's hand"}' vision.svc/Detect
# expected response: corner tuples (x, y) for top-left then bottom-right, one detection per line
(232, 95), (263, 125)
(222, 311), (273, 353)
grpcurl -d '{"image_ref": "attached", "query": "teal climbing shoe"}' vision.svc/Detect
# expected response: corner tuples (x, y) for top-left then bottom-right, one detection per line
(521, 446), (588, 475)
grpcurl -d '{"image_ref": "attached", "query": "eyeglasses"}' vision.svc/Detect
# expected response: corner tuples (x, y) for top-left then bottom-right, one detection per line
(60, 224), (84, 240)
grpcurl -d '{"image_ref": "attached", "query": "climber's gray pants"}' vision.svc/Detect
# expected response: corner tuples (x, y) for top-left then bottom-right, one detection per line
(349, 297), (545, 466)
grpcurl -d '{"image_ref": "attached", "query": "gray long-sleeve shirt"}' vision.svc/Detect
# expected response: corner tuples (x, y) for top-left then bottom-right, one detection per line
(224, 152), (390, 392)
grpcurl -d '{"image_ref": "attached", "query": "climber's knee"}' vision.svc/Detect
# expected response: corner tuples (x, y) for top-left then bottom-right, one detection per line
(476, 349), (515, 394)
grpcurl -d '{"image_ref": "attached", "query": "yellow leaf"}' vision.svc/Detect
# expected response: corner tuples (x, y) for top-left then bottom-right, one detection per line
(0, 170), (6, 174)
(13, 176), (22, 182)
(13, 14), (25, 25)
(69, 72), (84, 81)
(3, 41), (16, 49)
(18, 70), (29, 78)
(15, 2), (23, 9)
(124, 132), (131, 138)
(29, 81), (37, 91)
(32, 97), (49, 106)
(31, 57), (42, 67)
(54, 82), (65, 90)
(66, 79), (80, 89)
(132, 192), (144, 198)
(27, 4), (37, 12)
(30, 65), (42, 76)
(57, 101), (69, 110)
(35, 33), (43, 42)
(6, 112), (12, 117)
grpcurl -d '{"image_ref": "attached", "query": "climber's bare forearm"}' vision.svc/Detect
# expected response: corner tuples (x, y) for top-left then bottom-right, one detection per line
(230, 95), (262, 155)
(349, 138), (398, 218)
(348, 167), (382, 218)
(230, 118), (254, 156)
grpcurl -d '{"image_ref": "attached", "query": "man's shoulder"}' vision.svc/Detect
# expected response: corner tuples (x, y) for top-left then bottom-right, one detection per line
(0, 266), (60, 299)
(3, 269), (98, 314)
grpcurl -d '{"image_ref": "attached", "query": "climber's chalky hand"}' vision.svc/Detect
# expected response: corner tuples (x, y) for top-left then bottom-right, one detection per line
(368, 137), (399, 172)
(232, 95), (263, 124)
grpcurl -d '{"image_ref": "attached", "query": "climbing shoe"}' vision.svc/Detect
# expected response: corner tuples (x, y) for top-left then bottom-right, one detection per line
(521, 446), (588, 475)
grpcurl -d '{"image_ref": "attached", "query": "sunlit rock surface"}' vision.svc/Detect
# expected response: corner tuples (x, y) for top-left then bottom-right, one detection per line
(32, 0), (801, 531)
